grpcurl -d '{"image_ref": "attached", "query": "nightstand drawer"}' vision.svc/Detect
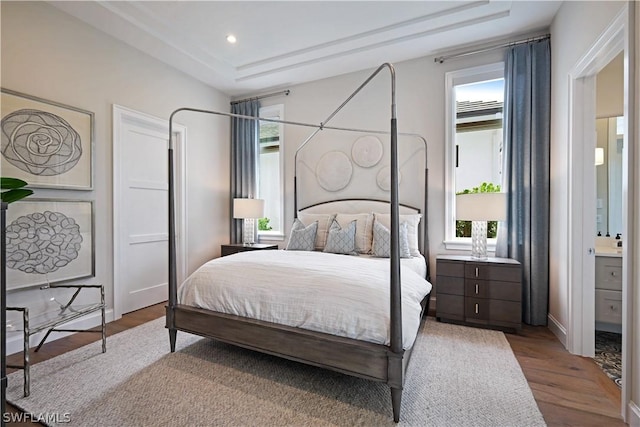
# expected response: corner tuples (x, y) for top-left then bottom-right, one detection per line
(489, 280), (521, 302)
(465, 263), (490, 280)
(438, 260), (465, 277)
(465, 298), (489, 321)
(437, 275), (465, 295)
(436, 294), (464, 320)
(465, 279), (489, 298)
(465, 263), (521, 282)
(489, 299), (521, 324)
(489, 265), (521, 282)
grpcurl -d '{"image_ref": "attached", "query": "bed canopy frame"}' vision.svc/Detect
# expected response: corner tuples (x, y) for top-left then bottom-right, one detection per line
(166, 63), (429, 422)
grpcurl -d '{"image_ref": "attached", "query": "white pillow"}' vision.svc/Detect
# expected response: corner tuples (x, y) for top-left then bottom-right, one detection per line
(286, 219), (318, 251)
(334, 213), (373, 254)
(323, 219), (357, 255)
(297, 212), (335, 250)
(372, 221), (411, 258)
(373, 213), (421, 256)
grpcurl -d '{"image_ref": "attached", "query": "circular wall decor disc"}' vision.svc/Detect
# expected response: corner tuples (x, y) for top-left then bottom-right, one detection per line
(351, 135), (383, 168)
(316, 151), (353, 192)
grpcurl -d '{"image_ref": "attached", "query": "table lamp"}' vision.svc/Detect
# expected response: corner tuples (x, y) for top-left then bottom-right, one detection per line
(233, 198), (265, 245)
(456, 192), (507, 259)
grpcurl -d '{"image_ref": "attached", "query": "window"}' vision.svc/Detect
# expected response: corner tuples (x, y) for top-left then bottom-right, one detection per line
(257, 104), (284, 239)
(444, 63), (505, 250)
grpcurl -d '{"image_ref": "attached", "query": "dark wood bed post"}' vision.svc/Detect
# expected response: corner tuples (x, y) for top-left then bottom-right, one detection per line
(385, 63), (405, 423)
(424, 154), (430, 281)
(167, 110), (179, 352)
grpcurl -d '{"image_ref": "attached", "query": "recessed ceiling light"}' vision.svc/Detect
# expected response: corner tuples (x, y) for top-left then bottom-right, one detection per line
(226, 34), (237, 44)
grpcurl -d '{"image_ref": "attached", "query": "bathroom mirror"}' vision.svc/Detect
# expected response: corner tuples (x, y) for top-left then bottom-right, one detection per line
(595, 116), (623, 237)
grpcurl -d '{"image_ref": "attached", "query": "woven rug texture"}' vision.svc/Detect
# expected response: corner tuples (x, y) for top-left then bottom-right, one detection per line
(7, 317), (546, 426)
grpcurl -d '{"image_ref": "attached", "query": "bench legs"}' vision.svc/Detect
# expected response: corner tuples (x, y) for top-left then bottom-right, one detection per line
(6, 289), (106, 398)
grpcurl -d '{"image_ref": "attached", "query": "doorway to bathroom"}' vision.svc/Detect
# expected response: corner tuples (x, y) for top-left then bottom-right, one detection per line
(567, 6), (632, 420)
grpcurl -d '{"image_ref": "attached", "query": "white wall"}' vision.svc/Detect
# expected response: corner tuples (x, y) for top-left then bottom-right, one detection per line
(1, 2), (229, 321)
(550, 0), (639, 421)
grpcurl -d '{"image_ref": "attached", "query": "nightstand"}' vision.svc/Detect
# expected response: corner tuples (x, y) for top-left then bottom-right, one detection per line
(436, 255), (522, 332)
(221, 243), (278, 257)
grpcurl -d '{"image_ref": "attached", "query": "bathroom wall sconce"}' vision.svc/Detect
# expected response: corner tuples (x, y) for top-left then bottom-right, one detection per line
(595, 147), (604, 166)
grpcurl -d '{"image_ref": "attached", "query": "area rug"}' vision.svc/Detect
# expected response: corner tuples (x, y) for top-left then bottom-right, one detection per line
(594, 330), (622, 388)
(7, 317), (546, 426)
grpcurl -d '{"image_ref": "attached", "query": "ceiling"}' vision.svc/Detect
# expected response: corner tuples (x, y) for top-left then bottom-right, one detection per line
(51, 1), (562, 97)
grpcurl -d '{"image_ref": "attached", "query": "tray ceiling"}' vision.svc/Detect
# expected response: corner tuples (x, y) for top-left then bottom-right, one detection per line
(51, 1), (562, 96)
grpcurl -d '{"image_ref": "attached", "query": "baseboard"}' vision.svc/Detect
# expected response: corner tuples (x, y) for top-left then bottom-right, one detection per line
(547, 313), (567, 348)
(6, 309), (114, 356)
(595, 321), (622, 334)
(628, 400), (640, 427)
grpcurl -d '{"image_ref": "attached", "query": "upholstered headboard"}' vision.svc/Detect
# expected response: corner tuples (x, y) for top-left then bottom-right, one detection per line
(298, 198), (425, 256)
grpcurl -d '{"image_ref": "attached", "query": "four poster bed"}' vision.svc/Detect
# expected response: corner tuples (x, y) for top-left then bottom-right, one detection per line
(165, 63), (431, 422)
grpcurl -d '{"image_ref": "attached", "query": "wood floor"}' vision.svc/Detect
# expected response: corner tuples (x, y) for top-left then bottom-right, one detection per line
(506, 326), (626, 427)
(4, 304), (626, 426)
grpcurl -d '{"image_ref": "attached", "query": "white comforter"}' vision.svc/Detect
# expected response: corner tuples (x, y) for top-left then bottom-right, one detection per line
(178, 250), (432, 349)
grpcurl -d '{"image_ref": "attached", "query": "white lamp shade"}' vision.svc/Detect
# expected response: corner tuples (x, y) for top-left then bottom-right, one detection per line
(233, 198), (265, 219)
(456, 192), (507, 221)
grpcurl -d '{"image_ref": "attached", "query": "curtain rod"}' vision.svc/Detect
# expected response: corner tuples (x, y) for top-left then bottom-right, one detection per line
(434, 34), (550, 64)
(230, 89), (290, 105)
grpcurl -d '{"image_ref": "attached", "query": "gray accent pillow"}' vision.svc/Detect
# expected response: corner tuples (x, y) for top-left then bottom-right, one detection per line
(286, 219), (318, 251)
(323, 219), (357, 255)
(372, 221), (411, 258)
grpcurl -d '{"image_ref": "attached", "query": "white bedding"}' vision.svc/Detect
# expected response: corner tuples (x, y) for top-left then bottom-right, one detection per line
(178, 250), (432, 349)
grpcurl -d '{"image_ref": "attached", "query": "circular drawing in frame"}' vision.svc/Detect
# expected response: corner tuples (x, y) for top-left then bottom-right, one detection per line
(316, 151), (353, 192)
(351, 135), (383, 168)
(1, 109), (83, 176)
(376, 166), (402, 192)
(5, 210), (83, 274)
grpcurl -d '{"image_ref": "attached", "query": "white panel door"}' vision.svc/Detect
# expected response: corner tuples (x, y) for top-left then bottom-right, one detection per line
(113, 106), (186, 317)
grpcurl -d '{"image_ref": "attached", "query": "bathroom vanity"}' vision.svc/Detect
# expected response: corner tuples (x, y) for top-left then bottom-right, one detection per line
(595, 248), (622, 333)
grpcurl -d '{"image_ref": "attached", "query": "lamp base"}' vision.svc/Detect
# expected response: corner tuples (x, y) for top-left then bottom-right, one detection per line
(470, 220), (488, 259)
(243, 218), (256, 245)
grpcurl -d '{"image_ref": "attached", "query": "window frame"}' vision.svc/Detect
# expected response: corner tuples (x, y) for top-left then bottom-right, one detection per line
(257, 104), (285, 241)
(444, 62), (504, 251)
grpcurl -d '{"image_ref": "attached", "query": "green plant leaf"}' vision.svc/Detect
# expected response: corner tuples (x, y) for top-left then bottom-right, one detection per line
(258, 217), (273, 231)
(1, 177), (28, 190)
(1, 188), (33, 203)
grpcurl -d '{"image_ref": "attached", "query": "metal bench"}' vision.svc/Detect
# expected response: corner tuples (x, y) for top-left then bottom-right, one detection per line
(6, 284), (105, 397)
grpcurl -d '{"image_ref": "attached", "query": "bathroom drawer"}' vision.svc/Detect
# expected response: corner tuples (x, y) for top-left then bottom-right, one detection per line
(595, 289), (622, 325)
(595, 257), (622, 291)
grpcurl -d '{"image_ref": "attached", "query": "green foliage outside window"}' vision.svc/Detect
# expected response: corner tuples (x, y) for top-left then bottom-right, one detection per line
(258, 217), (273, 231)
(456, 182), (501, 238)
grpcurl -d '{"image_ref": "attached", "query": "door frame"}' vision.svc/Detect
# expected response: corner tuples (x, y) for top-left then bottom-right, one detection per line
(567, 5), (634, 420)
(112, 105), (187, 319)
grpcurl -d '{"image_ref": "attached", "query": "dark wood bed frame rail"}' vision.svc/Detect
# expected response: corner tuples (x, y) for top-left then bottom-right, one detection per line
(166, 63), (430, 422)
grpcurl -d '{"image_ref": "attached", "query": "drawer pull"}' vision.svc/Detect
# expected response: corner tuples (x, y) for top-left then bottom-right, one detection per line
(475, 303), (479, 314)
(611, 272), (617, 277)
(475, 267), (479, 277)
(475, 284), (479, 294)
